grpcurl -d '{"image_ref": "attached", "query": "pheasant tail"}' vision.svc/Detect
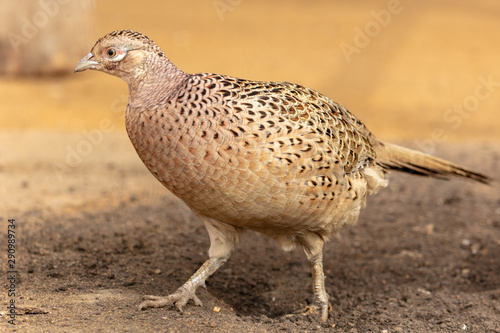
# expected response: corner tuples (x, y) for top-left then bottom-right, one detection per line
(375, 142), (491, 184)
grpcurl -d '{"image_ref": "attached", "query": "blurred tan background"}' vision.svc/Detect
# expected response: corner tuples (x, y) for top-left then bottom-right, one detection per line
(1, 0), (498, 146)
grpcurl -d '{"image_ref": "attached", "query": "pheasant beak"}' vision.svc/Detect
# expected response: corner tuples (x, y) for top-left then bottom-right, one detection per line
(74, 53), (99, 73)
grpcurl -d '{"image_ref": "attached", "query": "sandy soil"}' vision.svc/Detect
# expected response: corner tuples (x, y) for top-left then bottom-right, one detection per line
(1, 133), (499, 332)
(1, 1), (499, 332)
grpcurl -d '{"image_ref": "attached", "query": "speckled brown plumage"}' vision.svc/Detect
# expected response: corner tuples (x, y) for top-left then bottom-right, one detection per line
(75, 30), (490, 322)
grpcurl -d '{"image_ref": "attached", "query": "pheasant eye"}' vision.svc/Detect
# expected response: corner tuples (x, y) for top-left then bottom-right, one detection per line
(106, 48), (117, 58)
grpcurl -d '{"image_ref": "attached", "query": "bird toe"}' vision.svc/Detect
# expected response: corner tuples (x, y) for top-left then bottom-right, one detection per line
(295, 303), (330, 322)
(138, 288), (202, 312)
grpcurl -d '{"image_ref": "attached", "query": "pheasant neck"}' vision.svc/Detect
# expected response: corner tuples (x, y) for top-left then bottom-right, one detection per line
(128, 56), (190, 110)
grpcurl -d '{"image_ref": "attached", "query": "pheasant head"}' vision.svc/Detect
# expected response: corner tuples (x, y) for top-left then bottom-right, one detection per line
(75, 30), (188, 94)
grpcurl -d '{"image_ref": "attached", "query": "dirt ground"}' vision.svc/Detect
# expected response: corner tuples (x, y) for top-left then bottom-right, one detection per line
(1, 1), (499, 332)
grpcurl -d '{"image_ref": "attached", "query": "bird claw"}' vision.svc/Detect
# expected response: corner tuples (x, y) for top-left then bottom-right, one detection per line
(138, 287), (203, 312)
(296, 302), (331, 322)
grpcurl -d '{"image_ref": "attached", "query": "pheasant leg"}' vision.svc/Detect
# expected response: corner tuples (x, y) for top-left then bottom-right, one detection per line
(301, 236), (330, 322)
(139, 257), (228, 311)
(309, 252), (329, 322)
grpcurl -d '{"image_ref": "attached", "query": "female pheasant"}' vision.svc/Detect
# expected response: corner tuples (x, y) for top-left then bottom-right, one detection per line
(75, 30), (489, 322)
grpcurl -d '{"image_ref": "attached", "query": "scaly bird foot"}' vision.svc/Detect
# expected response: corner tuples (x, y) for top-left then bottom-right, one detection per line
(138, 286), (202, 312)
(138, 257), (229, 313)
(296, 301), (331, 322)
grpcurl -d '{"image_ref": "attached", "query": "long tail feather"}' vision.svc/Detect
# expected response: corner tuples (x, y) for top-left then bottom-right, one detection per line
(375, 143), (491, 184)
